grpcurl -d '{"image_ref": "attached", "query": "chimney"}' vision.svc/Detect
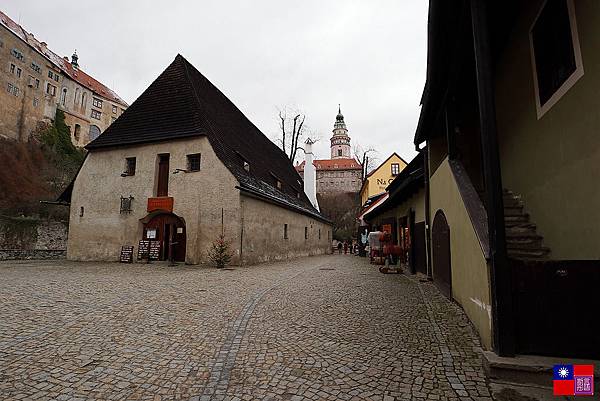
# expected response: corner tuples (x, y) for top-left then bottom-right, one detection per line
(303, 138), (319, 211)
(71, 50), (79, 70)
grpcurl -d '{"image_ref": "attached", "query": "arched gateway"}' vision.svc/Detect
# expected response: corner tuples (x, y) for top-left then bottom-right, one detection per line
(141, 212), (186, 262)
(432, 210), (451, 299)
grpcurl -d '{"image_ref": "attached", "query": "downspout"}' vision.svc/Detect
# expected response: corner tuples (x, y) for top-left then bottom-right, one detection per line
(415, 142), (433, 280)
(470, 0), (515, 356)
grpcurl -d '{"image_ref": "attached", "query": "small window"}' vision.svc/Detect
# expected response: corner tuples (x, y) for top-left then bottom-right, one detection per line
(81, 92), (87, 108)
(48, 70), (53, 79)
(11, 48), (24, 61)
(10, 64), (15, 74)
(79, 206), (84, 217)
(30, 62), (41, 73)
(35, 79), (40, 89)
(304, 226), (308, 240)
(7, 83), (19, 97)
(120, 196), (133, 214)
(93, 97), (103, 108)
(91, 109), (101, 120)
(391, 163), (400, 176)
(187, 153), (201, 172)
(112, 105), (117, 114)
(284, 224), (288, 239)
(530, 0), (583, 117)
(46, 83), (56, 96)
(16, 68), (21, 78)
(33, 98), (39, 107)
(89, 125), (101, 141)
(124, 157), (136, 176)
(318, 229), (321, 240)
(337, 149), (342, 156)
(60, 88), (67, 105)
(74, 124), (81, 141)
(53, 73), (59, 82)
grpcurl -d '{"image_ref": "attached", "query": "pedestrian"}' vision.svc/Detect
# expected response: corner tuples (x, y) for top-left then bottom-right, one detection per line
(344, 241), (348, 254)
(349, 243), (354, 254)
(337, 242), (343, 254)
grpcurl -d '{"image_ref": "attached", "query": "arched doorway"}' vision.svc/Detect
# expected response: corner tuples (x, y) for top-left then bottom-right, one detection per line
(432, 210), (451, 298)
(142, 212), (186, 262)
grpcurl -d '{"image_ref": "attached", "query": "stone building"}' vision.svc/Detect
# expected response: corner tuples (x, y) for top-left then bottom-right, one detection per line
(60, 55), (331, 265)
(295, 107), (362, 194)
(0, 10), (127, 146)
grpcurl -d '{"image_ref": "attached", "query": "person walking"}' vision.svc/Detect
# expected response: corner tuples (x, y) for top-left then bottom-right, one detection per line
(337, 242), (343, 254)
(343, 241), (348, 254)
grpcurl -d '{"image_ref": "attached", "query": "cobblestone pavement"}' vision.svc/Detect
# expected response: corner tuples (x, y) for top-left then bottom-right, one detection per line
(0, 255), (493, 400)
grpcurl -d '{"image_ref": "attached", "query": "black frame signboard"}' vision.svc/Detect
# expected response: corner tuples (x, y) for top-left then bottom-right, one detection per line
(137, 240), (150, 260)
(120, 245), (134, 263)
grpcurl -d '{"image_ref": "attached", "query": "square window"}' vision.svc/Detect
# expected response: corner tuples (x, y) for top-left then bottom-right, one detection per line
(124, 157), (136, 176)
(93, 98), (103, 108)
(48, 70), (53, 79)
(91, 109), (101, 120)
(187, 153), (201, 172)
(530, 0), (583, 117)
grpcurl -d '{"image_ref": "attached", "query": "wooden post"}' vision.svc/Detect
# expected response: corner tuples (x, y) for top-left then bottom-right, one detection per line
(470, 0), (515, 356)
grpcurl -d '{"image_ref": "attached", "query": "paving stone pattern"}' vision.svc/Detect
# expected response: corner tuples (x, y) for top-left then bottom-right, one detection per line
(0, 256), (493, 400)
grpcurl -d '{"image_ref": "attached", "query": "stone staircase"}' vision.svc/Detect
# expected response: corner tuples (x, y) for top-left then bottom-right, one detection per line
(503, 190), (550, 260)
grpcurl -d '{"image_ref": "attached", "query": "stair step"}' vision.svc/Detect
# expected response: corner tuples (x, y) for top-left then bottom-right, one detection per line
(507, 247), (551, 259)
(504, 206), (525, 216)
(504, 214), (530, 225)
(506, 226), (542, 239)
(506, 238), (544, 250)
(503, 197), (524, 207)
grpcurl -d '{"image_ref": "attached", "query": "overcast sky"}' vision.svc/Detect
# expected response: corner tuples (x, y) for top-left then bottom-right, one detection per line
(3, 0), (427, 162)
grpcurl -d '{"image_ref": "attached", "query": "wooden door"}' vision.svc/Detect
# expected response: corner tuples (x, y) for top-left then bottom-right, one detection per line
(144, 213), (186, 262)
(157, 154), (170, 196)
(413, 222), (427, 275)
(432, 211), (451, 298)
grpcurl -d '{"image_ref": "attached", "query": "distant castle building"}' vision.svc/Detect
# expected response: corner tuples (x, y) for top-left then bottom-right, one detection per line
(0, 10), (127, 146)
(296, 107), (362, 194)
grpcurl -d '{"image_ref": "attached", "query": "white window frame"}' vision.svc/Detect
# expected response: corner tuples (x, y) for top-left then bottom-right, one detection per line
(529, 0), (584, 119)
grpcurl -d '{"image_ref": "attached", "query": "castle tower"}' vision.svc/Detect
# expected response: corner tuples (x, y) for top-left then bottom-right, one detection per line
(330, 105), (351, 159)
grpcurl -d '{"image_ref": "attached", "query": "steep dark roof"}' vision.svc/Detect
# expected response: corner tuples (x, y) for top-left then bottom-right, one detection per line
(84, 55), (327, 222)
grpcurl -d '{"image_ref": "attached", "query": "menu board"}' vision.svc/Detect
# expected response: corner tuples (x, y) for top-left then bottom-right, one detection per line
(120, 246), (134, 263)
(137, 240), (150, 260)
(149, 240), (161, 260)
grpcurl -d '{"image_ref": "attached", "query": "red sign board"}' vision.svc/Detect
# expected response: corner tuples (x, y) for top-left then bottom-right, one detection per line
(147, 197), (174, 212)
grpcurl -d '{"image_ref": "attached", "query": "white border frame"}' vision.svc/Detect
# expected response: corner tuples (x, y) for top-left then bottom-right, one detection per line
(529, 0), (584, 119)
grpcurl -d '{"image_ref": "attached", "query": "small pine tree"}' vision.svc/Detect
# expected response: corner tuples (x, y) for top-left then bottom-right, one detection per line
(208, 234), (233, 268)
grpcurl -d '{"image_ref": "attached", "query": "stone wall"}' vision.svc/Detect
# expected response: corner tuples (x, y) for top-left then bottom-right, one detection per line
(0, 216), (67, 260)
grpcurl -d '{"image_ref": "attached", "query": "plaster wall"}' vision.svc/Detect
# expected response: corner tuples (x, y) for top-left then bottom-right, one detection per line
(429, 157), (492, 349)
(240, 195), (332, 265)
(360, 154), (407, 205)
(67, 137), (241, 264)
(494, 0), (600, 259)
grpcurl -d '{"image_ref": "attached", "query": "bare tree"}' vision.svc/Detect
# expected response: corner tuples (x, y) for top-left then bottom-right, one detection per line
(353, 144), (378, 181)
(275, 106), (308, 163)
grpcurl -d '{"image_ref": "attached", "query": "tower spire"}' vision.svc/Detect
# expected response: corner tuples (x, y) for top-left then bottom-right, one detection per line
(331, 105), (350, 159)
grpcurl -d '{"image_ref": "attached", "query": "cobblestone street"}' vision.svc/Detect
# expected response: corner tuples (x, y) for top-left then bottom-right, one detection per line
(0, 255), (493, 401)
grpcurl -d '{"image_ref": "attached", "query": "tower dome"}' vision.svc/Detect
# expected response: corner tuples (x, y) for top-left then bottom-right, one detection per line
(330, 105), (351, 159)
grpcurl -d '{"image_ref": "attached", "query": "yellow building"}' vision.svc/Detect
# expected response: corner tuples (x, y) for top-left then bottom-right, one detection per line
(359, 153), (407, 206)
